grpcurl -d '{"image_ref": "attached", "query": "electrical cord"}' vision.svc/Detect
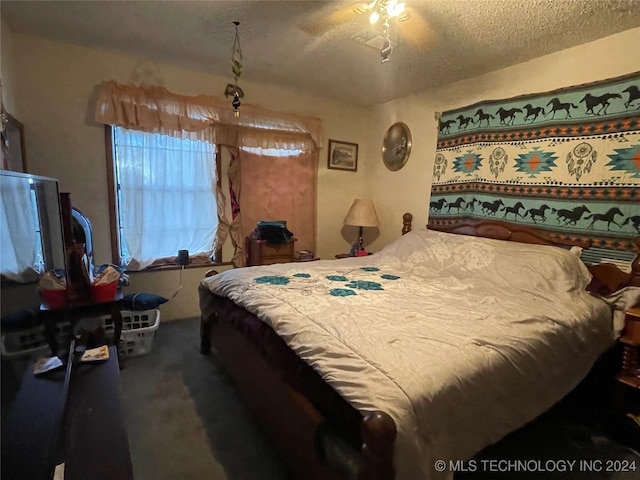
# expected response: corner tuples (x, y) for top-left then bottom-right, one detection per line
(167, 264), (184, 301)
(128, 264), (183, 312)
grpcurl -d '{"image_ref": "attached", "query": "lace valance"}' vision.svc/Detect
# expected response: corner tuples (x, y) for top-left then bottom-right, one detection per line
(94, 81), (322, 151)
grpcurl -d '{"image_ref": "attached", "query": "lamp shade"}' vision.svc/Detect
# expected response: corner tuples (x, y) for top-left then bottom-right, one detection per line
(343, 199), (380, 228)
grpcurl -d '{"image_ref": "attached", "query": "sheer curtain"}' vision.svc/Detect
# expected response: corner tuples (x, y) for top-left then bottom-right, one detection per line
(0, 175), (41, 282)
(213, 146), (244, 267)
(96, 82), (322, 266)
(113, 128), (218, 270)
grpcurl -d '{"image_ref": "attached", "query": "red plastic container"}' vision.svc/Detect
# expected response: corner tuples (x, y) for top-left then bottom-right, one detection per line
(90, 281), (118, 303)
(41, 289), (67, 309)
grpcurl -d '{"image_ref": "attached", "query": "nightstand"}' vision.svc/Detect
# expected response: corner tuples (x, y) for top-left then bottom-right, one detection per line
(245, 236), (295, 266)
(612, 307), (640, 439)
(617, 307), (640, 389)
(335, 252), (372, 259)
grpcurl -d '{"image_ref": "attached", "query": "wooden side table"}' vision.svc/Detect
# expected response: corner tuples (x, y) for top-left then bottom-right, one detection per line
(335, 252), (373, 259)
(617, 307), (640, 389)
(39, 291), (124, 357)
(245, 236), (295, 266)
(612, 307), (640, 439)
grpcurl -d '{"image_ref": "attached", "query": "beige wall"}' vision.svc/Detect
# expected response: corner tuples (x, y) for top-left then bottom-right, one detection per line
(4, 26), (640, 320)
(1, 17), (17, 113)
(5, 33), (371, 320)
(365, 27), (640, 251)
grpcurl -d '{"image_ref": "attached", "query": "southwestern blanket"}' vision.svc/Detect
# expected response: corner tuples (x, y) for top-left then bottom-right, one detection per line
(431, 72), (640, 268)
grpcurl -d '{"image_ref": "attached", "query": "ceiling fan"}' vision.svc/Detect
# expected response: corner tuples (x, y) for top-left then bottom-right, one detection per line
(353, 0), (410, 23)
(298, 0), (430, 59)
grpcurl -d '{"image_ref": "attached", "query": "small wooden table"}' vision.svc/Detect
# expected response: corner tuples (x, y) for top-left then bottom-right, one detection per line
(612, 308), (640, 441)
(245, 236), (296, 266)
(335, 252), (373, 259)
(616, 307), (640, 389)
(39, 291), (124, 356)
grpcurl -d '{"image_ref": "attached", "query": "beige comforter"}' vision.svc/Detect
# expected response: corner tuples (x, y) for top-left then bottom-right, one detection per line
(201, 228), (613, 480)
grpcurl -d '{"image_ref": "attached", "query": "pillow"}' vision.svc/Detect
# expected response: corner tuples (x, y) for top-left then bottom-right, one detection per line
(586, 263), (631, 296)
(0, 309), (39, 331)
(120, 293), (168, 310)
(569, 246), (583, 257)
(593, 285), (640, 337)
(473, 239), (592, 293)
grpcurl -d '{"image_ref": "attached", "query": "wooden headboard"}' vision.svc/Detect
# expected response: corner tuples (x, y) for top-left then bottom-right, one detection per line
(427, 218), (592, 248)
(400, 213), (640, 288)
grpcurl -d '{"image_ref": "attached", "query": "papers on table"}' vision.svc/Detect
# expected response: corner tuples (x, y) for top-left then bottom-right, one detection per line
(33, 356), (64, 375)
(80, 345), (109, 362)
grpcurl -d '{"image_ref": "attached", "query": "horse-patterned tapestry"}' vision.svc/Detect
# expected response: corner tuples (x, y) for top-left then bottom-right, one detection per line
(430, 72), (640, 268)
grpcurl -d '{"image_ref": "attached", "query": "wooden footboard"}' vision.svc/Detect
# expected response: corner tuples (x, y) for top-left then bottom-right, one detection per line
(200, 308), (397, 480)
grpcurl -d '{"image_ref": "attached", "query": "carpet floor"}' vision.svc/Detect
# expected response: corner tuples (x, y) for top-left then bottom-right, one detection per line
(119, 317), (291, 480)
(121, 317), (640, 480)
(3, 318), (637, 479)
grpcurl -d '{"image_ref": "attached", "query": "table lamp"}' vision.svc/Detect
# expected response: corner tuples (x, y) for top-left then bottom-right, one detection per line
(343, 199), (380, 254)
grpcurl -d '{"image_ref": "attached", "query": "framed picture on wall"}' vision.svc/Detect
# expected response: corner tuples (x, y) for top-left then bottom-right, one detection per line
(1, 114), (26, 173)
(327, 139), (358, 172)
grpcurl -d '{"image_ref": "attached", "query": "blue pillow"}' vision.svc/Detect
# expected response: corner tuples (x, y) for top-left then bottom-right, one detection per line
(120, 293), (168, 310)
(1, 309), (39, 331)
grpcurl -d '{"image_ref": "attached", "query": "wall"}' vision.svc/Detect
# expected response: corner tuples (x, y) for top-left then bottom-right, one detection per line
(5, 32), (372, 320)
(365, 27), (640, 251)
(5, 26), (640, 320)
(0, 16), (16, 112)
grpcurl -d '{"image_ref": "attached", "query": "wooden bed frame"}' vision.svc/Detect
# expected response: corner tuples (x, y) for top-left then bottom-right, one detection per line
(200, 213), (640, 480)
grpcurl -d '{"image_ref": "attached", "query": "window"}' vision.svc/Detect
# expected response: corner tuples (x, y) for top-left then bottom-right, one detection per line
(109, 127), (220, 270)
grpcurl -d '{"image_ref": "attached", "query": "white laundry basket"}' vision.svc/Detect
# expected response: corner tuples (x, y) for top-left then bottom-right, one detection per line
(117, 309), (161, 357)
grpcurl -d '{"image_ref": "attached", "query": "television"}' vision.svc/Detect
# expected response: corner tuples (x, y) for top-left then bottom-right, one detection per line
(0, 171), (66, 314)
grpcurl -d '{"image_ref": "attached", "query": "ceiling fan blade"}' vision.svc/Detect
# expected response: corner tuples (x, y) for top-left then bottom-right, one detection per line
(298, 3), (361, 36)
(396, 9), (432, 47)
(353, 1), (377, 15)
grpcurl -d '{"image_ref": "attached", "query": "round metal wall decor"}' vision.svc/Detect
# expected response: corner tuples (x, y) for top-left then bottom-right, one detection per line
(381, 122), (412, 171)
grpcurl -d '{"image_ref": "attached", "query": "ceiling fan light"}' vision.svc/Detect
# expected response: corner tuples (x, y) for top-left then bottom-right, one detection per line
(369, 11), (380, 24)
(390, 2), (405, 18)
(385, 0), (397, 17)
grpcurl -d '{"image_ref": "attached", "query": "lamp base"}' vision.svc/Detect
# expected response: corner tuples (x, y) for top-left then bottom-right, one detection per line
(348, 227), (365, 256)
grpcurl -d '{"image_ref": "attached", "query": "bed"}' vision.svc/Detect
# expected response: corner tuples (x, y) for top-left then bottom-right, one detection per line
(199, 216), (640, 480)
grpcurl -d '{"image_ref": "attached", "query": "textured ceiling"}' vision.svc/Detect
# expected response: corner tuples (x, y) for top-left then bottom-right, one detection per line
(2, 0), (640, 106)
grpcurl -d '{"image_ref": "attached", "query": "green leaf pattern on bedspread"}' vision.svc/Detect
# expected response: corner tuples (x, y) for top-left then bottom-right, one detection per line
(253, 268), (401, 297)
(254, 275), (290, 285)
(203, 228), (614, 480)
(329, 288), (357, 297)
(344, 280), (384, 291)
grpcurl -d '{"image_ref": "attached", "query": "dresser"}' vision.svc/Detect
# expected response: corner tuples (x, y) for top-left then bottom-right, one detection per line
(611, 307), (640, 441)
(245, 236), (295, 266)
(617, 307), (640, 389)
(1, 345), (133, 480)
